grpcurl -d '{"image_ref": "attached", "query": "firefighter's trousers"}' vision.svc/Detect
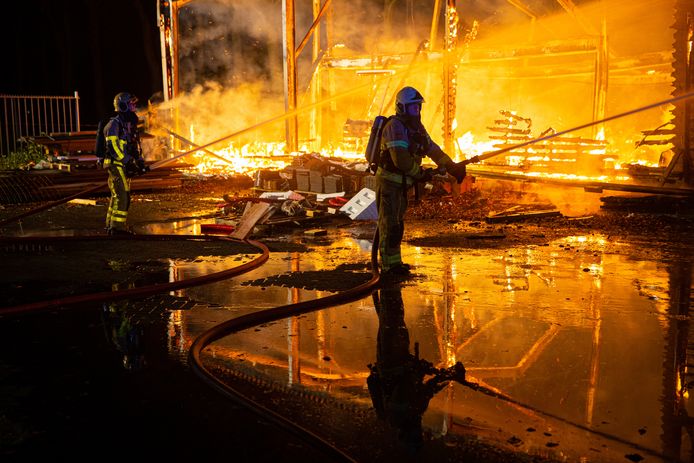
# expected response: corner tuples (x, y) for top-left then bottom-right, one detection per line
(376, 176), (408, 271)
(106, 164), (131, 231)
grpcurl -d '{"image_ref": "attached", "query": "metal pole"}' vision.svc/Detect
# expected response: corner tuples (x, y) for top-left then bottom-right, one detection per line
(157, 0), (168, 101)
(36, 98), (48, 136)
(282, 0), (298, 153)
(11, 98), (18, 153)
(592, 13), (608, 138)
(310, 0), (323, 152)
(74, 91), (81, 132)
(171, 3), (180, 99)
(158, 0), (175, 101)
(49, 97), (55, 135)
(30, 97), (36, 136)
(61, 97), (67, 135)
(22, 97), (29, 140)
(67, 96), (74, 133)
(1, 97), (8, 156)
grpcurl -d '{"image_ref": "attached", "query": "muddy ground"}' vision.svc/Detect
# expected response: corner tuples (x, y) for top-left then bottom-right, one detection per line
(1, 175), (694, 461)
(2, 176), (694, 282)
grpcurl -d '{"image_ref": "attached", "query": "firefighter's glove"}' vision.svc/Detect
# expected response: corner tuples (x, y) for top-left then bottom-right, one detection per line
(136, 158), (149, 175)
(124, 157), (148, 177)
(124, 160), (138, 178)
(96, 158), (104, 169)
(446, 161), (467, 183)
(419, 168), (437, 183)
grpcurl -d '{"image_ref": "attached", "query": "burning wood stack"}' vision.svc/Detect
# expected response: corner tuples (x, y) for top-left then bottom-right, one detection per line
(485, 110), (609, 175)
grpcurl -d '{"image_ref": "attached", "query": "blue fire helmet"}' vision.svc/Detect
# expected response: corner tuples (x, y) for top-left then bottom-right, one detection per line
(395, 86), (425, 115)
(113, 92), (138, 113)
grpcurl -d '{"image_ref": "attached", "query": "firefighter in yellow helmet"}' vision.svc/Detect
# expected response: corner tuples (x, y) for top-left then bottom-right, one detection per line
(376, 86), (466, 276)
(102, 92), (146, 235)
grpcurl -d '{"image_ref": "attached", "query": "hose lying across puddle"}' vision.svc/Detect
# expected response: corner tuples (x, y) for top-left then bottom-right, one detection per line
(0, 223), (380, 462)
(189, 233), (380, 463)
(0, 234), (269, 316)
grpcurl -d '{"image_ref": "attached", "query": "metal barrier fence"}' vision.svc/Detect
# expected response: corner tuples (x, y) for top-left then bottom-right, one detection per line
(0, 92), (81, 157)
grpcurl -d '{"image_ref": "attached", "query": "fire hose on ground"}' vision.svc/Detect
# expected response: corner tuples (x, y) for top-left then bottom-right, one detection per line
(0, 235), (269, 317)
(188, 229), (381, 463)
(0, 228), (668, 460)
(0, 227), (380, 462)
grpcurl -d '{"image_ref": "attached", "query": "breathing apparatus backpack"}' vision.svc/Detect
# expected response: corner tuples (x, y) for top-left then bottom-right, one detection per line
(95, 116), (113, 160)
(365, 115), (392, 174)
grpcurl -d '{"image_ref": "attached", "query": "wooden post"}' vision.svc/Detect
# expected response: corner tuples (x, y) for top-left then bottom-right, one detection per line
(283, 0), (299, 153)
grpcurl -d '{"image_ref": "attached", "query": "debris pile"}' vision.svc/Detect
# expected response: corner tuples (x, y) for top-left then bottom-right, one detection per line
(254, 152), (372, 195)
(407, 190), (493, 221)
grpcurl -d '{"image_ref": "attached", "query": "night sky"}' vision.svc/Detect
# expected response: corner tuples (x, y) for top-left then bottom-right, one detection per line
(2, 0), (162, 128)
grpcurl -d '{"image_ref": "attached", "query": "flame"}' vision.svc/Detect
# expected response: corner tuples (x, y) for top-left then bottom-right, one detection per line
(179, 127), (367, 177)
(455, 131), (496, 160)
(177, 117), (667, 189)
(186, 141), (292, 176)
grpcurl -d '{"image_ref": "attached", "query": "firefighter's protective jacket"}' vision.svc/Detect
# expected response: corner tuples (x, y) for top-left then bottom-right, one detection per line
(104, 113), (140, 167)
(377, 116), (452, 186)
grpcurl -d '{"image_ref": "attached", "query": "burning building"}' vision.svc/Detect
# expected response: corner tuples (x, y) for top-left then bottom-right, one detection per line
(154, 0), (694, 194)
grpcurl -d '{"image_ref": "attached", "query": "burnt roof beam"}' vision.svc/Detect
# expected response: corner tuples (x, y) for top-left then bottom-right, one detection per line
(506, 0), (537, 19)
(555, 0), (599, 36)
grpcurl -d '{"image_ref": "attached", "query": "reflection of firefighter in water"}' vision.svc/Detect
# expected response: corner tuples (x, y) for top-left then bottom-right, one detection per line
(102, 301), (146, 371)
(367, 284), (466, 450)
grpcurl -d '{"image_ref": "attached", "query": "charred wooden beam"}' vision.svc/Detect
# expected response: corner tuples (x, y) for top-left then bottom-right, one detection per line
(640, 129), (677, 136)
(488, 134), (607, 145)
(487, 127), (532, 135)
(467, 166), (694, 196)
(637, 139), (675, 146)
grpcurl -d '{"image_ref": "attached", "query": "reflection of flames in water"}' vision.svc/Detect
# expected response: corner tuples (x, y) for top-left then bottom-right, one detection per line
(182, 124), (665, 185)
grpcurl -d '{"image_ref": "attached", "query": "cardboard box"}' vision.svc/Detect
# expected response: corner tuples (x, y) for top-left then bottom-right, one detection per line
(309, 170), (323, 193)
(295, 168), (310, 191)
(323, 175), (343, 194)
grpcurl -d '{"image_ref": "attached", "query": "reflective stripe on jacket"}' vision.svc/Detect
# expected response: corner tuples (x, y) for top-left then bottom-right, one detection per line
(377, 116), (452, 182)
(103, 114), (139, 165)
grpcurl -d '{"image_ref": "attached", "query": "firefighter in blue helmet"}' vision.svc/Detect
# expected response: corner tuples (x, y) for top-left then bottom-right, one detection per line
(376, 86), (467, 276)
(102, 92), (146, 235)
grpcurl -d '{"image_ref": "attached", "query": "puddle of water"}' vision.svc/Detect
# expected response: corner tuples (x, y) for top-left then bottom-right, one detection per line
(20, 225), (683, 460)
(154, 231), (693, 462)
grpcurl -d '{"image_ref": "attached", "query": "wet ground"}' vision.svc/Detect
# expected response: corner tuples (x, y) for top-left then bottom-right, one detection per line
(1, 176), (694, 462)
